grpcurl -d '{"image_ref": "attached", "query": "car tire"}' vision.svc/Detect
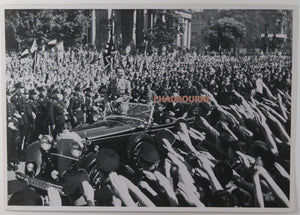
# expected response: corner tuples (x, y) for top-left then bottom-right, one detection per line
(126, 133), (157, 169)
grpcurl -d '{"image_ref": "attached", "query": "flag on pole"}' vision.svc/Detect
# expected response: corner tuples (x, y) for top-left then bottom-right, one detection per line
(30, 39), (38, 53)
(103, 31), (114, 67)
(48, 39), (57, 46)
(32, 51), (38, 73)
(19, 49), (30, 59)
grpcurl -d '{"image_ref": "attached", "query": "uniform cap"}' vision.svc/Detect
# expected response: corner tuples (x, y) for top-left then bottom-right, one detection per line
(74, 85), (81, 91)
(37, 86), (46, 92)
(29, 89), (38, 96)
(84, 87), (92, 93)
(14, 82), (24, 89)
(52, 88), (60, 95)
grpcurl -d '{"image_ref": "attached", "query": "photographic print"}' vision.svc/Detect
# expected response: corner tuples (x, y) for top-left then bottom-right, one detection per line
(3, 6), (296, 211)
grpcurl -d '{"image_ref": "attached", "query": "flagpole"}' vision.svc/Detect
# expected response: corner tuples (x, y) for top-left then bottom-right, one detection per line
(111, 10), (115, 73)
(144, 41), (148, 57)
(33, 51), (37, 74)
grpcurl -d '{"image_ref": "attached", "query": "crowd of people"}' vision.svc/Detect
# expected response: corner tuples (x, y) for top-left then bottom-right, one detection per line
(6, 47), (292, 207)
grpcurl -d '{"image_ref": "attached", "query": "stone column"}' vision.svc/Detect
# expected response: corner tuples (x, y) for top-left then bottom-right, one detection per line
(132, 9), (137, 45)
(150, 12), (154, 28)
(91, 9), (96, 45)
(144, 10), (148, 32)
(188, 20), (191, 49)
(183, 18), (188, 47)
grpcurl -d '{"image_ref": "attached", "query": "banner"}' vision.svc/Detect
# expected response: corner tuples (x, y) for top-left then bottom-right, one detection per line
(19, 49), (30, 58)
(47, 39), (57, 46)
(30, 39), (38, 53)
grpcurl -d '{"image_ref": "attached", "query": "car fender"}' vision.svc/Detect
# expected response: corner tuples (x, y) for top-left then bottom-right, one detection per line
(24, 140), (42, 175)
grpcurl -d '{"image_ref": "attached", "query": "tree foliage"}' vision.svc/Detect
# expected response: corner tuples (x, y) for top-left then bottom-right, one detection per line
(208, 17), (246, 51)
(192, 9), (292, 54)
(5, 9), (91, 51)
(145, 10), (183, 50)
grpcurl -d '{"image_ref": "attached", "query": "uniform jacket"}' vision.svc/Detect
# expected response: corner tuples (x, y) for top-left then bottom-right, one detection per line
(48, 100), (65, 126)
(106, 78), (131, 101)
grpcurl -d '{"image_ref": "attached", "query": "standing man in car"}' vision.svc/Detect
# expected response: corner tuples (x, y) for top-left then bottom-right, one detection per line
(105, 67), (132, 104)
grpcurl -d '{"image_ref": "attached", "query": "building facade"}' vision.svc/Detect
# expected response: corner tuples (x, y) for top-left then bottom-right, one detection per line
(90, 9), (192, 51)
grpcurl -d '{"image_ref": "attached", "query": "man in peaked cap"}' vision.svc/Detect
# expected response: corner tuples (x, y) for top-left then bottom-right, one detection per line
(68, 85), (85, 128)
(11, 82), (31, 153)
(84, 87), (95, 124)
(6, 89), (21, 170)
(27, 89), (39, 142)
(48, 90), (66, 139)
(36, 86), (50, 136)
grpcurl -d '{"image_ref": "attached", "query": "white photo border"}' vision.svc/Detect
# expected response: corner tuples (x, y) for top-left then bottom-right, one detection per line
(0, 1), (298, 213)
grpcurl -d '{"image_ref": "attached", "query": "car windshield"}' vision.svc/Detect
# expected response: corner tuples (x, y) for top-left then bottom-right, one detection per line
(104, 102), (154, 124)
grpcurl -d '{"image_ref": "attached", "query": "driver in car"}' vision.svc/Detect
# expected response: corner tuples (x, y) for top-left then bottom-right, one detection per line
(105, 67), (132, 114)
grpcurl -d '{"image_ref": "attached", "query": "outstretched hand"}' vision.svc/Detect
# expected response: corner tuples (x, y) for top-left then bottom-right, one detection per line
(108, 172), (136, 207)
(177, 182), (204, 207)
(46, 187), (62, 206)
(82, 181), (95, 203)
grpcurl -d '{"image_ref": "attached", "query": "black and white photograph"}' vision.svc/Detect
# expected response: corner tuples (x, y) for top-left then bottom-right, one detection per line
(3, 6), (296, 211)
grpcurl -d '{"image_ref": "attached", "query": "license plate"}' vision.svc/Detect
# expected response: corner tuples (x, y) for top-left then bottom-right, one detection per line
(27, 178), (50, 190)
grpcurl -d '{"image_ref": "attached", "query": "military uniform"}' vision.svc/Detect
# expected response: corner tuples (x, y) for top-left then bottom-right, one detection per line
(11, 92), (30, 150)
(27, 90), (39, 142)
(7, 99), (21, 169)
(68, 92), (84, 128)
(85, 94), (95, 123)
(48, 98), (65, 138)
(106, 77), (131, 102)
(36, 95), (50, 135)
(130, 87), (140, 103)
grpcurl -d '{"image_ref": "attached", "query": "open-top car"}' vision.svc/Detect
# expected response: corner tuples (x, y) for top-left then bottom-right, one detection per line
(15, 102), (194, 199)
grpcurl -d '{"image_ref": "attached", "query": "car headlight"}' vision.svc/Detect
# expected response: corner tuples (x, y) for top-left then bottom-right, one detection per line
(71, 142), (83, 158)
(25, 161), (37, 176)
(51, 170), (59, 180)
(40, 135), (53, 151)
(93, 114), (100, 122)
(94, 145), (99, 152)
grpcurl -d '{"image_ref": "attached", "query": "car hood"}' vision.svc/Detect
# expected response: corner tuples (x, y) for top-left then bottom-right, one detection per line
(72, 116), (145, 139)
